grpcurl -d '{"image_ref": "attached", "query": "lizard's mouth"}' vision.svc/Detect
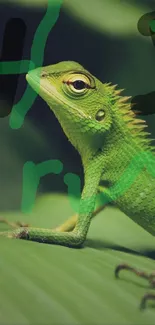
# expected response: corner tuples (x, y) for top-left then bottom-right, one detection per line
(26, 72), (89, 120)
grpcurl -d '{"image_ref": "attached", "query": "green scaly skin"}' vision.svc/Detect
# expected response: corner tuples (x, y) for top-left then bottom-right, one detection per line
(1, 61), (155, 247)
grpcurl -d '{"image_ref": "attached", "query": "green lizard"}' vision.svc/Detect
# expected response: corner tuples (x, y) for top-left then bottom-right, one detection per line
(1, 61), (155, 308)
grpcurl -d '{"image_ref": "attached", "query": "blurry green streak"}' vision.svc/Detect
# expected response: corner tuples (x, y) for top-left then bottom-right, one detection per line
(150, 19), (155, 33)
(22, 160), (63, 213)
(0, 60), (35, 74)
(67, 152), (155, 214)
(64, 173), (81, 212)
(6, 0), (63, 129)
(20, 151), (155, 215)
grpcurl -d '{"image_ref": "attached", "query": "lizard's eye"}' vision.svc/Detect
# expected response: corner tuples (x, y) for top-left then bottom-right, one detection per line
(62, 73), (95, 96)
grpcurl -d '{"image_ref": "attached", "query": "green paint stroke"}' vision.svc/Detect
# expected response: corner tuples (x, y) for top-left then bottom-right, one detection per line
(68, 151), (155, 214)
(22, 160), (63, 213)
(21, 150), (155, 215)
(108, 151), (155, 200)
(149, 19), (155, 33)
(9, 0), (63, 129)
(64, 173), (81, 213)
(97, 151), (155, 209)
(0, 60), (35, 74)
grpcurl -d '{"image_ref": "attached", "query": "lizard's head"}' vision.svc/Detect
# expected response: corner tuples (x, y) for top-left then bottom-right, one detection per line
(26, 61), (129, 161)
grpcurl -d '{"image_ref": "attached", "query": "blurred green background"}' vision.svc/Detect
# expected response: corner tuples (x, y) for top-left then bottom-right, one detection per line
(0, 0), (155, 324)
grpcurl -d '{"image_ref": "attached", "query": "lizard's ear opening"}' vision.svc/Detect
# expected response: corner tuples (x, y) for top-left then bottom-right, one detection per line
(95, 109), (105, 122)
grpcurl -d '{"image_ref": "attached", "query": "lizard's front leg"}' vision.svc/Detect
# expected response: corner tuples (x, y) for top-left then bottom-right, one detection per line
(0, 160), (103, 247)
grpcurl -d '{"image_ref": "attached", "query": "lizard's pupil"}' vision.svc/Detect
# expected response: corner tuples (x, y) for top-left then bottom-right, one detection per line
(72, 80), (86, 90)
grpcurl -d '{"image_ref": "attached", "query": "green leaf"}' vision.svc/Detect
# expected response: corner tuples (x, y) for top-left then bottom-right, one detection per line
(0, 193), (155, 324)
(64, 0), (149, 37)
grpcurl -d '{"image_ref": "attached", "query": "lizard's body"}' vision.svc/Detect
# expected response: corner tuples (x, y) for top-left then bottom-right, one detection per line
(0, 61), (155, 245)
(98, 130), (155, 235)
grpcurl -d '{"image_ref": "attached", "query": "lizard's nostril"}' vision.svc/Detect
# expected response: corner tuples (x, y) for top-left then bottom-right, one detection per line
(41, 72), (47, 77)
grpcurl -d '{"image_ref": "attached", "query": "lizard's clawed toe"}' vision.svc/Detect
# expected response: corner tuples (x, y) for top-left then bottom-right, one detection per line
(115, 263), (155, 310)
(140, 293), (155, 310)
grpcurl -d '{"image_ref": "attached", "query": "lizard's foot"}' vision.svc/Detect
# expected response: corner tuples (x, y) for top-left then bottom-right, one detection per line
(115, 263), (155, 309)
(115, 263), (155, 287)
(0, 217), (30, 229)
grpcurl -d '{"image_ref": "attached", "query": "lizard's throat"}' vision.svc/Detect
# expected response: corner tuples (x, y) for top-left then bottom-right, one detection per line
(49, 107), (105, 160)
